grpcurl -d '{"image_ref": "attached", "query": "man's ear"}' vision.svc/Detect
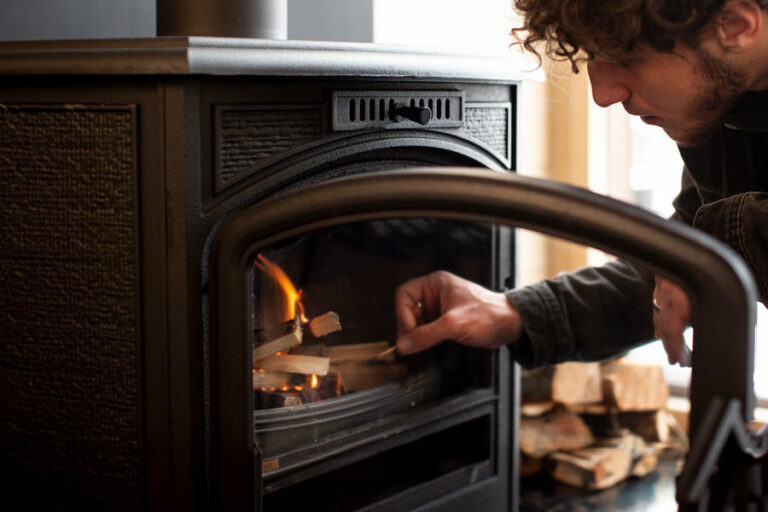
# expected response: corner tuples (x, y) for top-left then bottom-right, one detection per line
(715, 0), (763, 52)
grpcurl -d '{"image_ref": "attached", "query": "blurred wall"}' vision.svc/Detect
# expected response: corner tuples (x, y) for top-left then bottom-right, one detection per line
(289, 0), (372, 42)
(0, 0), (155, 40)
(0, 0), (372, 41)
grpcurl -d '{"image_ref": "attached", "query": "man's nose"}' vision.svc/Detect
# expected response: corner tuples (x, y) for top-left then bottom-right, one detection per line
(587, 61), (631, 107)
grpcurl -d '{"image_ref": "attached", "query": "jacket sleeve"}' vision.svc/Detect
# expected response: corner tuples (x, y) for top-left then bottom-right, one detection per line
(691, 191), (768, 304)
(674, 163), (768, 304)
(505, 259), (655, 368)
(504, 158), (767, 369)
(504, 166), (694, 369)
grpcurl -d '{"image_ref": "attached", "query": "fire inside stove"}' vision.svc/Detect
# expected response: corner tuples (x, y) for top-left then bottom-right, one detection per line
(252, 253), (407, 409)
(247, 219), (503, 494)
(249, 219), (501, 411)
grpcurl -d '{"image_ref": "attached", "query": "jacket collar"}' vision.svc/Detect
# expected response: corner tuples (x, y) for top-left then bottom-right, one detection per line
(724, 90), (768, 131)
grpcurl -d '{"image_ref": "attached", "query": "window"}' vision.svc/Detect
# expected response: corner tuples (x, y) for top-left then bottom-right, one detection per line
(373, 0), (517, 51)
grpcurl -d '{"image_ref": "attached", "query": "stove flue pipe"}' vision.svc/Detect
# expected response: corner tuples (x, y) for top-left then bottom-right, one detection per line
(157, 0), (287, 39)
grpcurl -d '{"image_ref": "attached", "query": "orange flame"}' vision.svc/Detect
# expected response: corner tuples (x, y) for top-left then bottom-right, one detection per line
(310, 374), (319, 389)
(335, 376), (343, 396)
(255, 254), (308, 323)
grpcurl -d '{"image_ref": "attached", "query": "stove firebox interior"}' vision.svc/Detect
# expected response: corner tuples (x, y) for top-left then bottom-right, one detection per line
(0, 39), (526, 510)
(235, 218), (507, 510)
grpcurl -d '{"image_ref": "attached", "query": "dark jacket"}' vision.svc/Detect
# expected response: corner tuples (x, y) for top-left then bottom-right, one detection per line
(506, 90), (768, 368)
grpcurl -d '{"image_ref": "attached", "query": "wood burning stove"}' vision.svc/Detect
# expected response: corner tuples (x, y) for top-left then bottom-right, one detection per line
(0, 37), (526, 510)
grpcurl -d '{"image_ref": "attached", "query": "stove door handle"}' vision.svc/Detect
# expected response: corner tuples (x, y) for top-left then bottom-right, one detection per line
(390, 103), (432, 125)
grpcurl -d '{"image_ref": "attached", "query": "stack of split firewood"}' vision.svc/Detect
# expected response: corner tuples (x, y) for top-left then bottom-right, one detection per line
(520, 358), (688, 491)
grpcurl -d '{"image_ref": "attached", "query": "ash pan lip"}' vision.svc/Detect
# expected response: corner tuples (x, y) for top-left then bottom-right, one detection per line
(156, 0), (287, 39)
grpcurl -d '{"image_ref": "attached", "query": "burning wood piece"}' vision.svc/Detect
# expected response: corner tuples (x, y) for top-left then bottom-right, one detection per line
(290, 371), (345, 403)
(299, 385), (323, 404)
(290, 343), (329, 358)
(327, 341), (395, 364)
(315, 370), (346, 399)
(252, 369), (294, 390)
(326, 341), (404, 391)
(331, 361), (407, 392)
(253, 371), (339, 408)
(253, 316), (303, 362)
(308, 311), (342, 337)
(256, 353), (330, 376)
(255, 389), (304, 409)
(253, 369), (309, 409)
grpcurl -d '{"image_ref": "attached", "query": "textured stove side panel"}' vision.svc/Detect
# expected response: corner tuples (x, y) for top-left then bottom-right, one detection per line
(464, 104), (511, 165)
(215, 105), (323, 191)
(0, 106), (142, 509)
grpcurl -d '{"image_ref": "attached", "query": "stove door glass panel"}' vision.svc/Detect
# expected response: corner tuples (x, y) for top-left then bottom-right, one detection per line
(250, 218), (508, 471)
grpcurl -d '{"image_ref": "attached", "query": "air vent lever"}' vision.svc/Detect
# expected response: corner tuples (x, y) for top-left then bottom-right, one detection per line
(391, 104), (432, 125)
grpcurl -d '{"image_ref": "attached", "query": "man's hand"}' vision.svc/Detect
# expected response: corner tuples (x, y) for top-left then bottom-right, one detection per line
(653, 275), (692, 366)
(395, 270), (523, 355)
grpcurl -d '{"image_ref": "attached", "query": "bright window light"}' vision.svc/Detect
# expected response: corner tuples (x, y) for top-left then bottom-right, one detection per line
(373, 0), (518, 52)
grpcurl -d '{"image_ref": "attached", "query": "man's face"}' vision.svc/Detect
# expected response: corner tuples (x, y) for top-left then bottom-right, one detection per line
(587, 44), (747, 147)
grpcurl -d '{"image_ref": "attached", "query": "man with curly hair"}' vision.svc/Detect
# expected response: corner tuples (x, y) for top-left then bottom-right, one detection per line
(395, 0), (768, 368)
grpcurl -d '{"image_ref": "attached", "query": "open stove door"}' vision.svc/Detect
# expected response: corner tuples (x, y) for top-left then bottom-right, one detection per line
(211, 167), (759, 511)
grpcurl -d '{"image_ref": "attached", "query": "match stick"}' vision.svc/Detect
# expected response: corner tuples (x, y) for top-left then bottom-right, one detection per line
(372, 345), (397, 361)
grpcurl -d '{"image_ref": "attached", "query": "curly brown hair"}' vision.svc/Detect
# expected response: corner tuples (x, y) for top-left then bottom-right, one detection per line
(512, 0), (767, 71)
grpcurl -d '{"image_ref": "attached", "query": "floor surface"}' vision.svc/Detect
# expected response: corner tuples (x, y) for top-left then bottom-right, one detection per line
(519, 458), (679, 511)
